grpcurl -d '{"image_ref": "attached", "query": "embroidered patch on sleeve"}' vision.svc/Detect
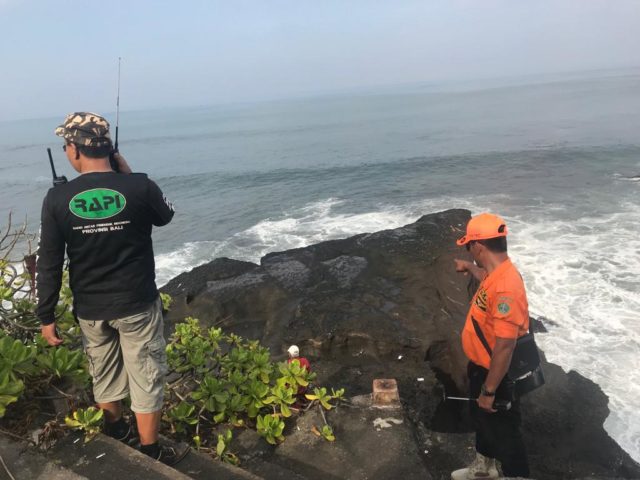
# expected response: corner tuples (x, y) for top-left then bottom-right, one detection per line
(474, 288), (488, 312)
(497, 302), (511, 314)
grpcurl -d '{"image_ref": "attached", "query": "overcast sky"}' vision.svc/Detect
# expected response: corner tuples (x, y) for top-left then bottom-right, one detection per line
(1, 0), (639, 121)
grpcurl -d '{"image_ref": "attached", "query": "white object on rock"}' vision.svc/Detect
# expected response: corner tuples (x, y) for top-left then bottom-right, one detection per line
(373, 417), (403, 430)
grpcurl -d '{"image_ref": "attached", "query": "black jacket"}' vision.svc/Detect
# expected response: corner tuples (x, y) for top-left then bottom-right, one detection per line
(36, 172), (174, 324)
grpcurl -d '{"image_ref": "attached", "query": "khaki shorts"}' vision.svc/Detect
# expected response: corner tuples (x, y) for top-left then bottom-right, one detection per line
(78, 297), (167, 413)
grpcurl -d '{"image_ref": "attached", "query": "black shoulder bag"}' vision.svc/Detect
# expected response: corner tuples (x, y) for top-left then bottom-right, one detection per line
(471, 317), (545, 396)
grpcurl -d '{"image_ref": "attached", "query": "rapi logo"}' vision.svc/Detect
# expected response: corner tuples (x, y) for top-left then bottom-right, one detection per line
(69, 189), (126, 219)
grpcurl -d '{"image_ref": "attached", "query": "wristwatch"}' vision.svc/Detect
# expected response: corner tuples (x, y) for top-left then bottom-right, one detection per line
(481, 384), (496, 397)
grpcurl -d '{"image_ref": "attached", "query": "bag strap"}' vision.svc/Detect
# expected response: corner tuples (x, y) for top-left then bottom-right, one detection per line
(472, 316), (535, 359)
(471, 316), (493, 357)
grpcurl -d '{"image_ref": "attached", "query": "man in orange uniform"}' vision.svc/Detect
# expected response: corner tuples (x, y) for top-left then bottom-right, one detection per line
(451, 213), (530, 479)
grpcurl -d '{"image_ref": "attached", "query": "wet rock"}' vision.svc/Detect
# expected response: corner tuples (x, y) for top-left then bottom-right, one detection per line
(263, 257), (310, 290)
(207, 272), (267, 293)
(321, 255), (368, 288)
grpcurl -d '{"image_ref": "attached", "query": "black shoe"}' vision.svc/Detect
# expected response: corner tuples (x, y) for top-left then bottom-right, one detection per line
(104, 419), (137, 445)
(155, 444), (190, 466)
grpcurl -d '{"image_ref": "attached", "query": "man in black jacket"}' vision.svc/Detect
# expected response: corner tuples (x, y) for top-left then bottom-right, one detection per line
(36, 112), (186, 465)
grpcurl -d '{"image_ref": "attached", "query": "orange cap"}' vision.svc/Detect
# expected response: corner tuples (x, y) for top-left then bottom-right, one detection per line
(456, 213), (508, 246)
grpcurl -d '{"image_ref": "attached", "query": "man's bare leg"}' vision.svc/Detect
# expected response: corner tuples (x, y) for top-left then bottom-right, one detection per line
(97, 401), (122, 423)
(135, 410), (162, 445)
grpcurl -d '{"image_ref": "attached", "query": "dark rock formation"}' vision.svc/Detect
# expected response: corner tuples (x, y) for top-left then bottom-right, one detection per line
(162, 209), (640, 479)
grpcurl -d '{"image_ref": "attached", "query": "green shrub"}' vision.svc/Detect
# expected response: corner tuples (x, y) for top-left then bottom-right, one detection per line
(164, 317), (344, 453)
(256, 413), (285, 445)
(216, 429), (239, 464)
(65, 406), (104, 442)
(166, 401), (198, 434)
(160, 292), (173, 311)
(36, 345), (89, 384)
(0, 334), (37, 378)
(264, 384), (296, 418)
(0, 371), (24, 417)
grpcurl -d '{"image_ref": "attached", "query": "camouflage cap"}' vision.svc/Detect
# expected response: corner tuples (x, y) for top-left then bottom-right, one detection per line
(55, 112), (112, 147)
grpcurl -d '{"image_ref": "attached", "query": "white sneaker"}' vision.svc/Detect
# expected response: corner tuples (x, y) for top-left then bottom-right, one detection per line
(451, 452), (500, 480)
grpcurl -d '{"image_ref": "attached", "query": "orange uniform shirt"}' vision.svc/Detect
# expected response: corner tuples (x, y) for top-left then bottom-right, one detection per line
(462, 258), (529, 369)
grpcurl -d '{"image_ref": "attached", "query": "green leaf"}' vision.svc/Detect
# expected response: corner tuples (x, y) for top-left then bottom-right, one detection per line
(0, 374), (24, 418)
(331, 388), (345, 400)
(216, 435), (226, 456)
(321, 425), (335, 442)
(64, 418), (82, 428)
(0, 336), (36, 377)
(160, 293), (173, 311)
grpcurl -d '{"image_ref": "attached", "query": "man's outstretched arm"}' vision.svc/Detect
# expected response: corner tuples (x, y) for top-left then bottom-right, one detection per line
(454, 259), (487, 282)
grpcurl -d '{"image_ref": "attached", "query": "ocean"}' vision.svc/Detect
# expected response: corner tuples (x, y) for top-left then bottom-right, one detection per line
(1, 69), (639, 461)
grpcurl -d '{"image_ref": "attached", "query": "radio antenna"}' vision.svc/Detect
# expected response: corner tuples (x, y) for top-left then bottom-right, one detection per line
(115, 56), (121, 153)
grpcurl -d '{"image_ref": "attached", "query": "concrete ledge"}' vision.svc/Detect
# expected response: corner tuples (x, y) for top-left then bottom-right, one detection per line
(0, 434), (87, 480)
(172, 444), (263, 480)
(3, 428), (265, 480)
(48, 433), (192, 480)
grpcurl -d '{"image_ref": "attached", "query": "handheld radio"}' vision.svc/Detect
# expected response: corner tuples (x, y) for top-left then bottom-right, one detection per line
(47, 148), (67, 187)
